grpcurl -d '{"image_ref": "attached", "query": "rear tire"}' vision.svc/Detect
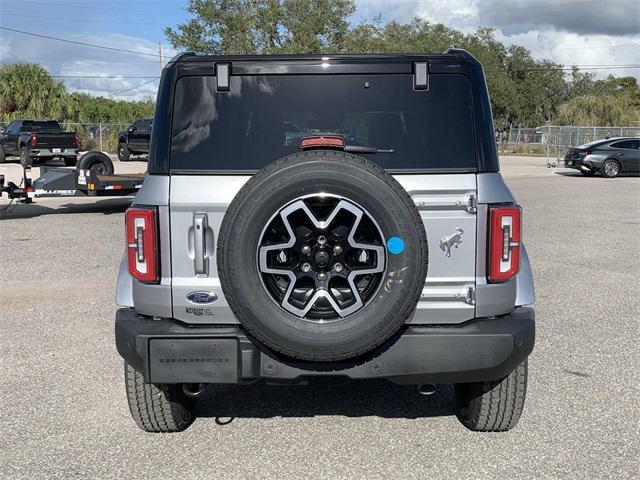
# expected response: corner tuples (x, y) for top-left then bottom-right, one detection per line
(601, 159), (620, 178)
(117, 142), (130, 162)
(124, 362), (195, 433)
(64, 157), (77, 167)
(0, 148), (5, 163)
(77, 150), (114, 175)
(454, 360), (528, 432)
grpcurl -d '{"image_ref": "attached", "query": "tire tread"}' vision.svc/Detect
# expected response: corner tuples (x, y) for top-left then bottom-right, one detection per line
(455, 360), (528, 432)
(217, 150), (428, 362)
(124, 362), (193, 433)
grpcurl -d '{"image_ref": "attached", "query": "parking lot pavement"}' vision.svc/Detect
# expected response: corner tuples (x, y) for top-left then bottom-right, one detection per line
(1, 157), (638, 479)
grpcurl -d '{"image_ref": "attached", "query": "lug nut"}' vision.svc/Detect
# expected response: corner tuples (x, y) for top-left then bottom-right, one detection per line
(317, 235), (326, 245)
(333, 245), (343, 255)
(317, 272), (327, 282)
(301, 263), (311, 273)
(333, 263), (343, 273)
(301, 245), (311, 255)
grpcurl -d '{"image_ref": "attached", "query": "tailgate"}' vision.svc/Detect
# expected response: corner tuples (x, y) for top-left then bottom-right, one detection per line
(34, 133), (76, 149)
(169, 173), (477, 326)
(395, 174), (477, 324)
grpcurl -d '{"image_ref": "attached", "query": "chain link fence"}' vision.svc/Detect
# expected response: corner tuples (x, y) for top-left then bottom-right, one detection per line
(498, 125), (640, 161)
(0, 122), (130, 154)
(3, 121), (639, 162)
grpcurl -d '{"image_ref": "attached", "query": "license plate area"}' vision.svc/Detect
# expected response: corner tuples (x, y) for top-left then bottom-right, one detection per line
(148, 338), (238, 383)
(52, 148), (61, 153)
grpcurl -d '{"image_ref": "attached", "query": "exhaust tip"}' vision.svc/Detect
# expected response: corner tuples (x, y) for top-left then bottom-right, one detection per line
(183, 383), (205, 398)
(418, 384), (436, 396)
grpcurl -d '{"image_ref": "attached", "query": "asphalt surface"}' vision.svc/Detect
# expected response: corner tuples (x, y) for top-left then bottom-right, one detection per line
(1, 157), (638, 479)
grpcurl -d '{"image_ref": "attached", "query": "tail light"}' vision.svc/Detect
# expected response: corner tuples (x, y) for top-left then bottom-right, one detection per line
(580, 149), (591, 156)
(30, 133), (37, 146)
(126, 206), (159, 283)
(488, 206), (521, 283)
(74, 135), (80, 146)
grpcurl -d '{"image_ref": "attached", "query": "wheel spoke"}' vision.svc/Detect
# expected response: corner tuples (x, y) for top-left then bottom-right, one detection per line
(258, 195), (386, 320)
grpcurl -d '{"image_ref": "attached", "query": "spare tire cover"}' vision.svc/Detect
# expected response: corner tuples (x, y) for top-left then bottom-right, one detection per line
(217, 151), (428, 361)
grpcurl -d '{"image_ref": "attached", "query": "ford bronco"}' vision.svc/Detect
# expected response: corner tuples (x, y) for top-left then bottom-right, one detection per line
(115, 49), (535, 433)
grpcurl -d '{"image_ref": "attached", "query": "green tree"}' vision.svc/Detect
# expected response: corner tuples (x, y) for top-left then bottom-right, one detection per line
(0, 63), (155, 124)
(0, 63), (68, 120)
(567, 67), (596, 98)
(556, 94), (640, 126)
(165, 0), (355, 54)
(159, 3), (640, 127)
(591, 75), (640, 106)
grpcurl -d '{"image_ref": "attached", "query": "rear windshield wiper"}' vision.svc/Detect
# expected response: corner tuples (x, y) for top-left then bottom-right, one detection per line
(344, 145), (394, 154)
(298, 136), (393, 154)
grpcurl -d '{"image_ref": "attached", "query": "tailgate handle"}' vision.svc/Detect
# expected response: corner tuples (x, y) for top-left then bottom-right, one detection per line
(193, 213), (208, 275)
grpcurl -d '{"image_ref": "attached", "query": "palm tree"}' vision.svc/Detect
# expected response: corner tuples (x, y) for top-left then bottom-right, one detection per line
(0, 63), (68, 121)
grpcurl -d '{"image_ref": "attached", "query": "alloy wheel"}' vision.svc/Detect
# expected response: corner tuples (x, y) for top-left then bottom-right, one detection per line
(257, 194), (386, 321)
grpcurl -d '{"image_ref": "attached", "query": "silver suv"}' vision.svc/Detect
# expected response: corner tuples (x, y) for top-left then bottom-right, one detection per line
(115, 49), (535, 433)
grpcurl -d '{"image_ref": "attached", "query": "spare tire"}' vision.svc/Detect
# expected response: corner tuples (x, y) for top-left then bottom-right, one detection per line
(76, 151), (114, 175)
(217, 151), (428, 362)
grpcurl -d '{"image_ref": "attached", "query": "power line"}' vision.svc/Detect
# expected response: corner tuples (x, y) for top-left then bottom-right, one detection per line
(362, 0), (610, 16)
(110, 78), (159, 96)
(0, 74), (160, 79)
(0, 12), (167, 27)
(0, 26), (162, 58)
(476, 0), (607, 15)
(486, 65), (640, 73)
(529, 44), (639, 52)
(0, 0), (185, 15)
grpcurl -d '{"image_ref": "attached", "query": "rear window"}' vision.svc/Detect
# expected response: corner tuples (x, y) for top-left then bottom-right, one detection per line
(610, 140), (639, 150)
(578, 140), (609, 149)
(21, 120), (61, 132)
(170, 74), (475, 171)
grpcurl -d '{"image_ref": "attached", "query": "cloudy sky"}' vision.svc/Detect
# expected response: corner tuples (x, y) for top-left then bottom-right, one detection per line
(0, 0), (638, 101)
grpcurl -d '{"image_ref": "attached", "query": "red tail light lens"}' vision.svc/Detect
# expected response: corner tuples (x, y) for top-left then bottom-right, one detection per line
(74, 135), (80, 146)
(30, 133), (37, 146)
(126, 207), (159, 283)
(488, 206), (521, 283)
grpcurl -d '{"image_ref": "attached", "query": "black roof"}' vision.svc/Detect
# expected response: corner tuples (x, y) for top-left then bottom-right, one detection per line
(166, 49), (481, 76)
(578, 137), (640, 148)
(168, 48), (476, 64)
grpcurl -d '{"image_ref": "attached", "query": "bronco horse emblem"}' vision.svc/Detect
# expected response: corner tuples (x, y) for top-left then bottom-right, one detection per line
(439, 228), (464, 257)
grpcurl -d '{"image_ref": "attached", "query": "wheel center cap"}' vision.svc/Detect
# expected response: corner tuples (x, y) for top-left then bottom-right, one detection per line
(314, 250), (330, 268)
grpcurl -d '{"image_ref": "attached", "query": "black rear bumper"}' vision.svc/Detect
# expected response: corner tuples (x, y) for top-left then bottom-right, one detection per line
(115, 307), (535, 385)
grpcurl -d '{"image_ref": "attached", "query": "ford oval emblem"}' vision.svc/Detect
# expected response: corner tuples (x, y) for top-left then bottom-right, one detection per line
(186, 291), (218, 305)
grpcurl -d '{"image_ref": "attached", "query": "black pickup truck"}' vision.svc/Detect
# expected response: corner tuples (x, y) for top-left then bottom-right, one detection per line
(117, 118), (152, 161)
(0, 119), (79, 166)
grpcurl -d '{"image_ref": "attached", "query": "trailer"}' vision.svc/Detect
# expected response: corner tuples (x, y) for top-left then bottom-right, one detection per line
(1, 156), (144, 205)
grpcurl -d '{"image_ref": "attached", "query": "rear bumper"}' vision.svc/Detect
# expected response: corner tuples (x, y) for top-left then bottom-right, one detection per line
(564, 158), (591, 171)
(115, 307), (535, 385)
(31, 148), (77, 157)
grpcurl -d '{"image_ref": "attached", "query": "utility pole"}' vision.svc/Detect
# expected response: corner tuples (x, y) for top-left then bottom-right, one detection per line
(158, 41), (164, 72)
